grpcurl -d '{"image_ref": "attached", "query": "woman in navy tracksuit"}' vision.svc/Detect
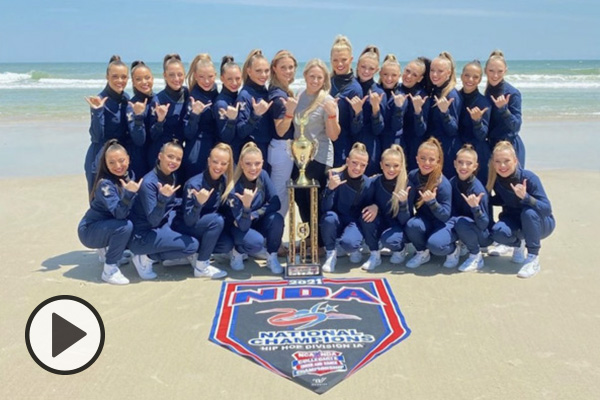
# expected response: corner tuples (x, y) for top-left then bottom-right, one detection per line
(213, 56), (242, 158)
(458, 60), (492, 182)
(146, 54), (189, 169)
(404, 137), (453, 269)
(129, 141), (199, 279)
(84, 55), (137, 194)
(329, 35), (363, 167)
(485, 50), (526, 166)
(235, 49), (273, 164)
(446, 145), (492, 272)
(128, 60), (155, 178)
(223, 142), (284, 274)
(487, 141), (555, 278)
(320, 143), (377, 273)
(378, 54), (403, 152)
(425, 52), (462, 178)
(172, 143), (235, 279)
(369, 144), (411, 269)
(182, 53), (219, 181)
(349, 45), (386, 176)
(78, 140), (142, 285)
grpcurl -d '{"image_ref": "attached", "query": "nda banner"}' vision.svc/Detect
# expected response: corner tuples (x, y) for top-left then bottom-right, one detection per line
(209, 277), (411, 394)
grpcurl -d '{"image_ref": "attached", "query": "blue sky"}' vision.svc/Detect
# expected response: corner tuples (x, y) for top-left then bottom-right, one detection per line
(1, 0), (598, 63)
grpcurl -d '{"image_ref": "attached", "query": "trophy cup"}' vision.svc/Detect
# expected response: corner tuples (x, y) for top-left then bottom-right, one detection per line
(285, 114), (321, 279)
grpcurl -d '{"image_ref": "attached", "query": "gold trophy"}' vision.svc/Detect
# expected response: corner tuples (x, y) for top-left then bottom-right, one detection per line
(285, 114), (321, 278)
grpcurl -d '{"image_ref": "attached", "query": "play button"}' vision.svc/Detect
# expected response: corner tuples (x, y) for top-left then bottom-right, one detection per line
(25, 295), (105, 375)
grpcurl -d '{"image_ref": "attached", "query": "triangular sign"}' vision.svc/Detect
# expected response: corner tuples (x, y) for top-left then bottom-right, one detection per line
(52, 312), (87, 357)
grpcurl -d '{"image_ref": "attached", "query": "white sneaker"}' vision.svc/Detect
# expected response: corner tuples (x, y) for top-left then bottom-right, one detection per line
(517, 254), (540, 278)
(267, 253), (283, 274)
(349, 250), (362, 263)
(390, 249), (407, 265)
(458, 241), (469, 257)
(132, 254), (157, 280)
(458, 252), (484, 272)
(101, 264), (129, 285)
(488, 242), (511, 256)
(511, 240), (527, 264)
(361, 251), (382, 271)
(443, 244), (461, 268)
(163, 257), (191, 267)
(194, 260), (227, 279)
(322, 250), (337, 273)
(406, 249), (430, 269)
(251, 247), (269, 260)
(230, 248), (245, 271)
(96, 247), (107, 263)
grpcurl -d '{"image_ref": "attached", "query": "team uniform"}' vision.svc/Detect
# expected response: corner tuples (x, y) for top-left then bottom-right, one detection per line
(486, 81), (526, 166)
(212, 86), (238, 156)
(183, 84), (219, 181)
(458, 89), (492, 182)
(129, 88), (155, 178)
(147, 86), (189, 168)
(354, 79), (386, 175)
(236, 80), (272, 165)
(330, 71), (363, 166)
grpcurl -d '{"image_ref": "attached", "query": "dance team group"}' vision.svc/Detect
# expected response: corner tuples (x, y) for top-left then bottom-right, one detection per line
(77, 35), (556, 285)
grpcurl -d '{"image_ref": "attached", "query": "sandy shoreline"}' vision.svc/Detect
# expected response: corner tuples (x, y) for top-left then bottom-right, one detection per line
(2, 168), (600, 399)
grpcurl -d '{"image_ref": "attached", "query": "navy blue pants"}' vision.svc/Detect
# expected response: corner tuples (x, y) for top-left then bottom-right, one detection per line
(78, 219), (133, 265)
(172, 213), (233, 261)
(320, 211), (379, 252)
(454, 216), (492, 255)
(380, 223), (407, 252)
(491, 209), (555, 255)
(405, 215), (455, 255)
(129, 224), (199, 261)
(231, 212), (284, 254)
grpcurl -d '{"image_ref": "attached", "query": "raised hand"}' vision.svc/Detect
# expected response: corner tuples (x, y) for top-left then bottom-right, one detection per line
(461, 192), (484, 207)
(192, 187), (214, 205)
(190, 96), (212, 115)
(120, 178), (143, 193)
(85, 96), (107, 110)
(327, 169), (347, 190)
(345, 95), (368, 115)
(235, 188), (257, 209)
(157, 182), (180, 197)
(129, 98), (148, 116)
(510, 179), (528, 199)
(369, 91), (382, 114)
(281, 96), (298, 115)
(466, 106), (489, 122)
(392, 92), (408, 108)
(154, 102), (170, 122)
(251, 97), (273, 116)
(491, 94), (511, 109)
(218, 102), (241, 120)
(434, 95), (455, 114)
(323, 98), (339, 117)
(419, 187), (437, 203)
(361, 204), (379, 223)
(409, 94), (428, 114)
(393, 186), (411, 202)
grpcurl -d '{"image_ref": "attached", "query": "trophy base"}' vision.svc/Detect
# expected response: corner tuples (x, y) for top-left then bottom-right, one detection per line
(285, 262), (322, 279)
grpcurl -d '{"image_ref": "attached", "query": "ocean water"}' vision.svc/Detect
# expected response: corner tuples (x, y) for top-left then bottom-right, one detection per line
(0, 60), (599, 121)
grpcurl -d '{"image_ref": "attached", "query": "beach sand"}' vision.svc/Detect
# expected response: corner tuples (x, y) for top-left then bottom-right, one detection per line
(1, 120), (600, 399)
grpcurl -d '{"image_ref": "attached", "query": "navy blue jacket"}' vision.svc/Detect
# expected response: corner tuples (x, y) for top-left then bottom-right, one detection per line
(183, 84), (219, 179)
(322, 172), (375, 224)
(147, 86), (189, 167)
(130, 168), (181, 233)
(395, 84), (430, 171)
(458, 89), (492, 181)
(129, 90), (155, 177)
(449, 175), (491, 231)
(225, 170), (281, 232)
(268, 86), (294, 141)
(485, 80), (522, 147)
(354, 79), (386, 174)
(236, 80), (272, 146)
(80, 177), (137, 226)
(491, 168), (553, 219)
(330, 72), (363, 166)
(175, 170), (228, 228)
(371, 174), (410, 228)
(407, 169), (452, 225)
(212, 87), (238, 148)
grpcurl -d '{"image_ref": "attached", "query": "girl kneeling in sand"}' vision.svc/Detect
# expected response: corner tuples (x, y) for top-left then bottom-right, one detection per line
(404, 137), (452, 269)
(128, 141), (200, 280)
(223, 142), (284, 274)
(320, 143), (378, 273)
(78, 139), (143, 285)
(487, 141), (555, 278)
